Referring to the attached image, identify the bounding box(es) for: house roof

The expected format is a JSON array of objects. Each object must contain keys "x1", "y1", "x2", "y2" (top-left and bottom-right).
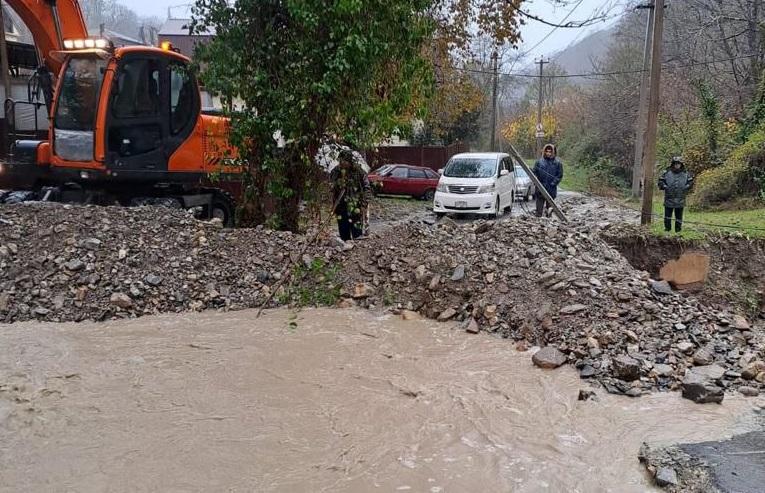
[{"x1": 159, "y1": 18, "x2": 215, "y2": 36}]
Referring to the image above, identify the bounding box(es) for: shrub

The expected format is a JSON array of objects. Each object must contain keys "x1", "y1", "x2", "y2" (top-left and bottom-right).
[{"x1": 689, "y1": 126, "x2": 765, "y2": 208}]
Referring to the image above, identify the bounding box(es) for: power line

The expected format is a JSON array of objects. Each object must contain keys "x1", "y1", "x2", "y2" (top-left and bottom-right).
[
  {"x1": 449, "y1": 52, "x2": 762, "y2": 79},
  {"x1": 507, "y1": 1, "x2": 613, "y2": 29}
]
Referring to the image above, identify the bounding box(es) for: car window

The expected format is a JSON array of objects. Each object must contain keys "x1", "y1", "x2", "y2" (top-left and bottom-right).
[
  {"x1": 391, "y1": 167, "x2": 408, "y2": 178},
  {"x1": 376, "y1": 165, "x2": 393, "y2": 176},
  {"x1": 425, "y1": 169, "x2": 439, "y2": 179},
  {"x1": 443, "y1": 158, "x2": 497, "y2": 178},
  {"x1": 409, "y1": 169, "x2": 427, "y2": 179},
  {"x1": 515, "y1": 166, "x2": 528, "y2": 178}
]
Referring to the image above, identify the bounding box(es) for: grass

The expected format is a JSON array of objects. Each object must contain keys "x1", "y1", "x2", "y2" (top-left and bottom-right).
[
  {"x1": 623, "y1": 196, "x2": 765, "y2": 239},
  {"x1": 559, "y1": 164, "x2": 591, "y2": 193}
]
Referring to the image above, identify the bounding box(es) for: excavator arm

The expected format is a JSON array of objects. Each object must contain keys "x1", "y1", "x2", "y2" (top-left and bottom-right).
[{"x1": 5, "y1": 0, "x2": 88, "y2": 74}]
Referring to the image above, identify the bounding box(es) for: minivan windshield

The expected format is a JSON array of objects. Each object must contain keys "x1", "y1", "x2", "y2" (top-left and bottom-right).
[
  {"x1": 515, "y1": 166, "x2": 529, "y2": 179},
  {"x1": 443, "y1": 158, "x2": 497, "y2": 178}
]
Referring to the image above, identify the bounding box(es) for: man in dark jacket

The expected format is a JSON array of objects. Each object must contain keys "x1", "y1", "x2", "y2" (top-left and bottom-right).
[
  {"x1": 330, "y1": 150, "x2": 372, "y2": 241},
  {"x1": 658, "y1": 156, "x2": 694, "y2": 233},
  {"x1": 533, "y1": 144, "x2": 564, "y2": 217}
]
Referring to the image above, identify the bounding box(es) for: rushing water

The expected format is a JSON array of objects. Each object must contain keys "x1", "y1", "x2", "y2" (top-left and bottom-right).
[{"x1": 0, "y1": 308, "x2": 762, "y2": 492}]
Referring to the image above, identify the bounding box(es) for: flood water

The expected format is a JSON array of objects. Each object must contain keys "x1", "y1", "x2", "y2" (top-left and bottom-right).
[{"x1": 0, "y1": 308, "x2": 762, "y2": 492}]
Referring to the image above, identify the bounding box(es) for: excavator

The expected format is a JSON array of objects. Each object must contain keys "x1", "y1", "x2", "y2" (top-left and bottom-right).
[{"x1": 0, "y1": 0, "x2": 237, "y2": 225}]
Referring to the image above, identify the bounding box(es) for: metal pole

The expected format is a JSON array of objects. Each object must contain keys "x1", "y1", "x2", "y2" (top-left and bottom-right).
[
  {"x1": 0, "y1": 2, "x2": 11, "y2": 99},
  {"x1": 490, "y1": 50, "x2": 498, "y2": 152},
  {"x1": 631, "y1": 3, "x2": 655, "y2": 198},
  {"x1": 640, "y1": 0, "x2": 665, "y2": 225},
  {"x1": 535, "y1": 58, "x2": 547, "y2": 156}
]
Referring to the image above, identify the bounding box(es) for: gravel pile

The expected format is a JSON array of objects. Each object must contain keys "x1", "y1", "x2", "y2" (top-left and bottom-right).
[
  {"x1": 0, "y1": 203, "x2": 340, "y2": 323},
  {"x1": 340, "y1": 215, "x2": 764, "y2": 398},
  {"x1": 1, "y1": 201, "x2": 762, "y2": 400}
]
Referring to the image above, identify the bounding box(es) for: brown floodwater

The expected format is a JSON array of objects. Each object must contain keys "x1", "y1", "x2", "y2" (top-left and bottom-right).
[{"x1": 0, "y1": 308, "x2": 762, "y2": 492}]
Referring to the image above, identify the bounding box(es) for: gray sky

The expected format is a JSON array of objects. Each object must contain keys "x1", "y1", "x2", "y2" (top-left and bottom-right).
[{"x1": 129, "y1": 0, "x2": 626, "y2": 58}]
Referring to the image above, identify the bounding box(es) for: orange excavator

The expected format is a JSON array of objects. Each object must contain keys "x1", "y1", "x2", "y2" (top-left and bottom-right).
[{"x1": 0, "y1": 0, "x2": 237, "y2": 225}]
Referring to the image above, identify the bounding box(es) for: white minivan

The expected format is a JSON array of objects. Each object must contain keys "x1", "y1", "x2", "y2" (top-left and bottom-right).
[{"x1": 433, "y1": 152, "x2": 515, "y2": 218}]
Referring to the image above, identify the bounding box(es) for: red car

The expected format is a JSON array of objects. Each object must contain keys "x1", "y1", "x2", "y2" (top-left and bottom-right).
[{"x1": 368, "y1": 164, "x2": 440, "y2": 201}]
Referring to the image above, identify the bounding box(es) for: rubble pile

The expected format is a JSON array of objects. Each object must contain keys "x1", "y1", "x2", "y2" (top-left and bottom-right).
[
  {"x1": 341, "y1": 215, "x2": 764, "y2": 397},
  {"x1": 0, "y1": 200, "x2": 762, "y2": 398},
  {"x1": 0, "y1": 203, "x2": 340, "y2": 323}
]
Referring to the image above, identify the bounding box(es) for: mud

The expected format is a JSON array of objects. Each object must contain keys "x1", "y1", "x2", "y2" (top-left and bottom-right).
[{"x1": 1, "y1": 308, "x2": 763, "y2": 491}]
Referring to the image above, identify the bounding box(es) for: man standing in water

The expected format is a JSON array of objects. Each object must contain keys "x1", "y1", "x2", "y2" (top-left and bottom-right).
[
  {"x1": 330, "y1": 150, "x2": 372, "y2": 241},
  {"x1": 532, "y1": 144, "x2": 564, "y2": 217}
]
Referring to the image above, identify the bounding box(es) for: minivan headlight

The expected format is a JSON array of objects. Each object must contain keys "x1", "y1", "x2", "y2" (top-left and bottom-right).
[
  {"x1": 477, "y1": 183, "x2": 495, "y2": 194},
  {"x1": 436, "y1": 183, "x2": 448, "y2": 192}
]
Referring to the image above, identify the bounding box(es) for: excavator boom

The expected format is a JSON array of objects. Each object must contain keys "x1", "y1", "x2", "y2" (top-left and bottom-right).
[{"x1": 5, "y1": 0, "x2": 88, "y2": 74}]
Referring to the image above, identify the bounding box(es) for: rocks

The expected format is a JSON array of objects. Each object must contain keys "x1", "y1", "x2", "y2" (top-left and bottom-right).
[
  {"x1": 578, "y1": 389, "x2": 598, "y2": 401},
  {"x1": 579, "y1": 365, "x2": 596, "y2": 378},
  {"x1": 559, "y1": 304, "x2": 587, "y2": 315},
  {"x1": 437, "y1": 308, "x2": 457, "y2": 322},
  {"x1": 532, "y1": 346, "x2": 567, "y2": 369},
  {"x1": 613, "y1": 355, "x2": 641, "y2": 381},
  {"x1": 692, "y1": 348, "x2": 715, "y2": 366},
  {"x1": 653, "y1": 364, "x2": 674, "y2": 378},
  {"x1": 144, "y1": 274, "x2": 163, "y2": 287},
  {"x1": 64, "y1": 259, "x2": 86, "y2": 272},
  {"x1": 681, "y1": 372, "x2": 724, "y2": 404},
  {"x1": 738, "y1": 386, "x2": 759, "y2": 397},
  {"x1": 731, "y1": 315, "x2": 750, "y2": 330},
  {"x1": 464, "y1": 318, "x2": 480, "y2": 334},
  {"x1": 650, "y1": 280, "x2": 673, "y2": 296},
  {"x1": 655, "y1": 467, "x2": 679, "y2": 487},
  {"x1": 451, "y1": 265, "x2": 465, "y2": 281},
  {"x1": 352, "y1": 283, "x2": 371, "y2": 299},
  {"x1": 109, "y1": 292, "x2": 133, "y2": 309},
  {"x1": 677, "y1": 342, "x2": 695, "y2": 355},
  {"x1": 401, "y1": 310, "x2": 421, "y2": 321},
  {"x1": 741, "y1": 361, "x2": 765, "y2": 380}
]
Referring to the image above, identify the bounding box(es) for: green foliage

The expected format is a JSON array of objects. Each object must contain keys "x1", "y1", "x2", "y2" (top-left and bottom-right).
[
  {"x1": 557, "y1": 127, "x2": 628, "y2": 194},
  {"x1": 740, "y1": 68, "x2": 765, "y2": 141},
  {"x1": 278, "y1": 258, "x2": 342, "y2": 307},
  {"x1": 689, "y1": 125, "x2": 765, "y2": 208},
  {"x1": 696, "y1": 80, "x2": 722, "y2": 164},
  {"x1": 192, "y1": 0, "x2": 435, "y2": 230}
]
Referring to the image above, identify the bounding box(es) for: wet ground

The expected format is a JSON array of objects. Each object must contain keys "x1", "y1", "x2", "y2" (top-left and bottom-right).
[{"x1": 1, "y1": 308, "x2": 762, "y2": 492}]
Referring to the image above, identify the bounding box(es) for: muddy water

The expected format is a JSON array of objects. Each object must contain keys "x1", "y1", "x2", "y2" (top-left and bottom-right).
[{"x1": 0, "y1": 308, "x2": 762, "y2": 492}]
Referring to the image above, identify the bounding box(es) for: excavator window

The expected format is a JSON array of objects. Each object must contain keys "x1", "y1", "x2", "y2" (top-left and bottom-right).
[
  {"x1": 170, "y1": 63, "x2": 194, "y2": 135},
  {"x1": 113, "y1": 59, "x2": 161, "y2": 118},
  {"x1": 53, "y1": 56, "x2": 107, "y2": 162}
]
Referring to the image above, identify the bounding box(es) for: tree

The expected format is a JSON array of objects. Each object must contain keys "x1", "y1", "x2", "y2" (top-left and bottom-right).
[
  {"x1": 192, "y1": 0, "x2": 435, "y2": 230},
  {"x1": 192, "y1": 0, "x2": 524, "y2": 230}
]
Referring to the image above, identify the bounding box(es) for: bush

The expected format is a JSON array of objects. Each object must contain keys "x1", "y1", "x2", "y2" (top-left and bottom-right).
[{"x1": 689, "y1": 126, "x2": 765, "y2": 209}]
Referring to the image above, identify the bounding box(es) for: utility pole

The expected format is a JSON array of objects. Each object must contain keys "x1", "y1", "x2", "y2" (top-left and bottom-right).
[
  {"x1": 640, "y1": 0, "x2": 665, "y2": 225},
  {"x1": 631, "y1": 3, "x2": 655, "y2": 198},
  {"x1": 535, "y1": 57, "x2": 549, "y2": 156},
  {"x1": 490, "y1": 50, "x2": 499, "y2": 152}
]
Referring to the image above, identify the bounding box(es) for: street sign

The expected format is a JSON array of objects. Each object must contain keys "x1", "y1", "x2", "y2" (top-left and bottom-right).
[
  {"x1": 535, "y1": 130, "x2": 545, "y2": 138},
  {"x1": 535, "y1": 123, "x2": 544, "y2": 132}
]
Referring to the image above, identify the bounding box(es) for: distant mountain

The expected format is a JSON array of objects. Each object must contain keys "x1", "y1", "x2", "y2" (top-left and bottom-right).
[{"x1": 550, "y1": 27, "x2": 616, "y2": 80}]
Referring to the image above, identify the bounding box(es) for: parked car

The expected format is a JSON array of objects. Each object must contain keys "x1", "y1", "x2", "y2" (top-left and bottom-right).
[
  {"x1": 514, "y1": 165, "x2": 535, "y2": 201},
  {"x1": 368, "y1": 164, "x2": 440, "y2": 200},
  {"x1": 433, "y1": 152, "x2": 515, "y2": 218}
]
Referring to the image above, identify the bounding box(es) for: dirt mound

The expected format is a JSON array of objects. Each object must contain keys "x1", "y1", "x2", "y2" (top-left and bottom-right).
[{"x1": 339, "y1": 217, "x2": 764, "y2": 396}]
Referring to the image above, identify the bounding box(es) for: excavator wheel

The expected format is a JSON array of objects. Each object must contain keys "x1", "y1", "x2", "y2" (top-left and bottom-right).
[{"x1": 209, "y1": 189, "x2": 236, "y2": 227}]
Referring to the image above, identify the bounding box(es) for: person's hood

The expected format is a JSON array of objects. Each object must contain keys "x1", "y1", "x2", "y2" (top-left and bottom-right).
[{"x1": 542, "y1": 144, "x2": 557, "y2": 158}]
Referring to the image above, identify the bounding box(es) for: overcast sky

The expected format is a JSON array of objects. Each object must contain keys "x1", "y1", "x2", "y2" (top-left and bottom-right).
[{"x1": 129, "y1": 0, "x2": 626, "y2": 58}]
